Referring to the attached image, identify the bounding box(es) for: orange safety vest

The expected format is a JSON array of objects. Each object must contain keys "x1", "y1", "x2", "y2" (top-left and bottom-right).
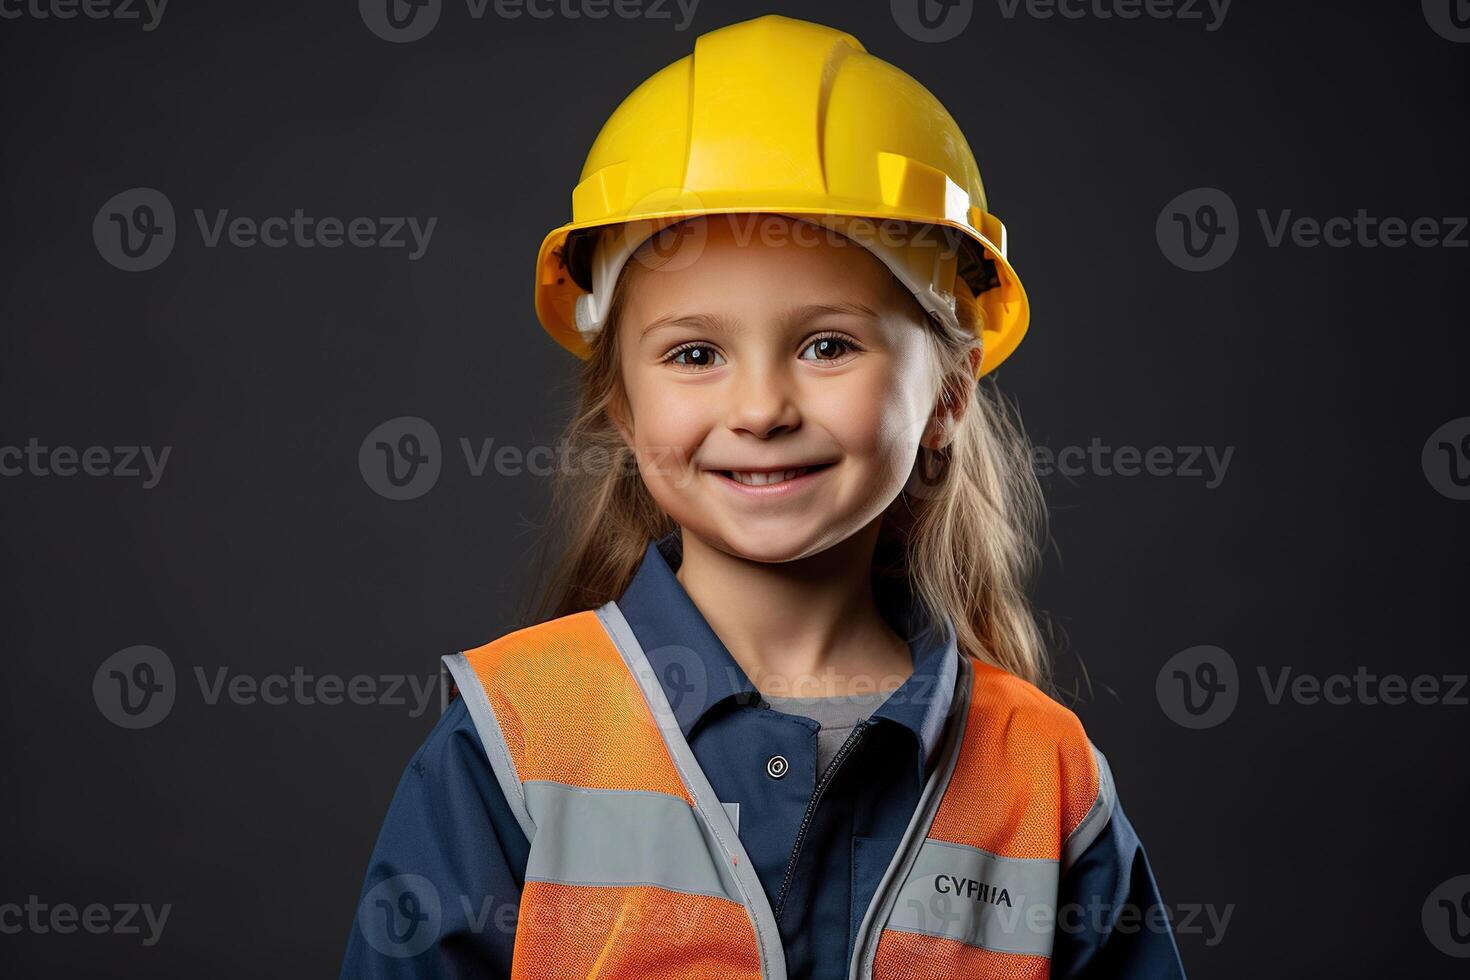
[{"x1": 442, "y1": 601, "x2": 1115, "y2": 980}]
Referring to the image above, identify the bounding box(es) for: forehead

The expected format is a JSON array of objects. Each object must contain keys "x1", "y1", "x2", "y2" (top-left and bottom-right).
[{"x1": 622, "y1": 213, "x2": 911, "y2": 313}]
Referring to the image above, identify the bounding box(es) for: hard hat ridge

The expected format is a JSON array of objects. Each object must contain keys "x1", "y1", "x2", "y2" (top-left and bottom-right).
[{"x1": 533, "y1": 14, "x2": 1030, "y2": 376}]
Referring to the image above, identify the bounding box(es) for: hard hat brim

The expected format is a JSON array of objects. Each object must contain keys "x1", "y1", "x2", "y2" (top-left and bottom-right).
[{"x1": 534, "y1": 205, "x2": 1029, "y2": 378}]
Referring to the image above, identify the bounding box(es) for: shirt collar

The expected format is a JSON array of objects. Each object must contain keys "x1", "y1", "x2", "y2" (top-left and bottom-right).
[{"x1": 614, "y1": 531, "x2": 959, "y2": 772}]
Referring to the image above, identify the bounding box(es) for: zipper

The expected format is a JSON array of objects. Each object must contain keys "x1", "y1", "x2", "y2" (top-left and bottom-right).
[
  {"x1": 847, "y1": 655, "x2": 973, "y2": 980},
  {"x1": 773, "y1": 719, "x2": 871, "y2": 920}
]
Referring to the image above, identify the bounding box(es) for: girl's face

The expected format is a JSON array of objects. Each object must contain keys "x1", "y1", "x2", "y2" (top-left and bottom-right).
[{"x1": 612, "y1": 214, "x2": 950, "y2": 565}]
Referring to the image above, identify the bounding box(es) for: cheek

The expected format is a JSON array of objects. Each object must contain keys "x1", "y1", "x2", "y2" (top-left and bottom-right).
[
  {"x1": 812, "y1": 371, "x2": 930, "y2": 460},
  {"x1": 624, "y1": 380, "x2": 708, "y2": 475}
]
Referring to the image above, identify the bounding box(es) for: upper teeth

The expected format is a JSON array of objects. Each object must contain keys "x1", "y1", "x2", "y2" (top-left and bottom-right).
[{"x1": 729, "y1": 468, "x2": 808, "y2": 486}]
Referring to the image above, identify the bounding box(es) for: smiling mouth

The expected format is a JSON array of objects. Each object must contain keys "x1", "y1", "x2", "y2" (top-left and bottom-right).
[{"x1": 714, "y1": 462, "x2": 836, "y2": 487}]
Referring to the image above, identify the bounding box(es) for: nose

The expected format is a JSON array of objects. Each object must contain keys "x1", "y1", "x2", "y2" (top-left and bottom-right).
[{"x1": 725, "y1": 361, "x2": 801, "y2": 439}]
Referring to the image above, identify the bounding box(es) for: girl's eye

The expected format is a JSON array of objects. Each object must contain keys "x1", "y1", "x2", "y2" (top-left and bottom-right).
[
  {"x1": 666, "y1": 344, "x2": 725, "y2": 369},
  {"x1": 800, "y1": 334, "x2": 859, "y2": 363}
]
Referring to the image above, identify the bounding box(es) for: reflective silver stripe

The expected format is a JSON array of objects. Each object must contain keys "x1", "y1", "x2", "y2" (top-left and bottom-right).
[
  {"x1": 851, "y1": 655, "x2": 974, "y2": 980},
  {"x1": 523, "y1": 781, "x2": 742, "y2": 902},
  {"x1": 1061, "y1": 742, "x2": 1116, "y2": 873},
  {"x1": 441, "y1": 651, "x2": 537, "y2": 841},
  {"x1": 883, "y1": 839, "x2": 1058, "y2": 958},
  {"x1": 595, "y1": 600, "x2": 788, "y2": 980},
  {"x1": 723, "y1": 801, "x2": 741, "y2": 835}
]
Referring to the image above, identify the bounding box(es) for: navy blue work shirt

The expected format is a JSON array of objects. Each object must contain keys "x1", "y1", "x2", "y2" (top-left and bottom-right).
[{"x1": 340, "y1": 532, "x2": 1186, "y2": 978}]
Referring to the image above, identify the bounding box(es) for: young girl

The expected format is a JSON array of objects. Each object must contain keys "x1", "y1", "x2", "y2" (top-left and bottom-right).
[{"x1": 341, "y1": 14, "x2": 1185, "y2": 980}]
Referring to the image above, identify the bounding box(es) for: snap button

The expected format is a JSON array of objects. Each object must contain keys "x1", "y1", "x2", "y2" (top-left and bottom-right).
[{"x1": 766, "y1": 755, "x2": 789, "y2": 779}]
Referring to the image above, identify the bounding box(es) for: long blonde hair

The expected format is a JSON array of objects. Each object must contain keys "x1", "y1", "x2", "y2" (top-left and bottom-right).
[{"x1": 520, "y1": 234, "x2": 1052, "y2": 690}]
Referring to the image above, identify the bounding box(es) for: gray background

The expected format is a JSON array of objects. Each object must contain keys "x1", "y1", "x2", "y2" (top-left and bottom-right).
[{"x1": 2, "y1": 0, "x2": 1468, "y2": 976}]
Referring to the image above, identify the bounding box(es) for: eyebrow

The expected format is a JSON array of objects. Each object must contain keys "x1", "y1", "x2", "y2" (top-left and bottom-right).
[{"x1": 639, "y1": 301, "x2": 880, "y2": 338}]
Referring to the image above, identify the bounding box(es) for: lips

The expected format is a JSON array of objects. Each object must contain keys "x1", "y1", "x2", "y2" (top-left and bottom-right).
[
  {"x1": 712, "y1": 462, "x2": 836, "y2": 487},
  {"x1": 726, "y1": 467, "x2": 810, "y2": 486}
]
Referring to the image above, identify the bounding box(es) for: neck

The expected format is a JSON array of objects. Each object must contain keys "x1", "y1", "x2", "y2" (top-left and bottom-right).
[{"x1": 674, "y1": 522, "x2": 913, "y2": 698}]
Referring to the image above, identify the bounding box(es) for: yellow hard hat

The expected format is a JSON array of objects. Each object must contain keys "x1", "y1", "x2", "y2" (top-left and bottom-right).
[{"x1": 533, "y1": 14, "x2": 1029, "y2": 377}]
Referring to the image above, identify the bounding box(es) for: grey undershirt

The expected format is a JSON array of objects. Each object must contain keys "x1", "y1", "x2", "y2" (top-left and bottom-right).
[{"x1": 761, "y1": 691, "x2": 894, "y2": 777}]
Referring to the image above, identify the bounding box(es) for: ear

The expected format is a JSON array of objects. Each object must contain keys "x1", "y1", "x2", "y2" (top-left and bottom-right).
[
  {"x1": 920, "y1": 407, "x2": 954, "y2": 452},
  {"x1": 919, "y1": 350, "x2": 980, "y2": 450}
]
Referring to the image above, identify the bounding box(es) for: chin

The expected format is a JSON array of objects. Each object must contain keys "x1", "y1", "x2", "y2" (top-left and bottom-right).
[{"x1": 691, "y1": 519, "x2": 844, "y2": 566}]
